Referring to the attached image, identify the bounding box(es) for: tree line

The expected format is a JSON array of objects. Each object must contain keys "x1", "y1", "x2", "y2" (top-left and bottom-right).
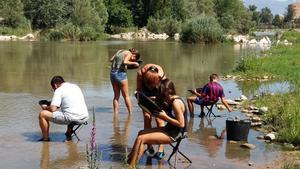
[{"x1": 0, "y1": 0, "x2": 298, "y2": 43}]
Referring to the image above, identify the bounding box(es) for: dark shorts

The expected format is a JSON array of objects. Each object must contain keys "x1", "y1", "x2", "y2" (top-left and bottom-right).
[
  {"x1": 110, "y1": 70, "x2": 127, "y2": 83},
  {"x1": 194, "y1": 97, "x2": 206, "y2": 105},
  {"x1": 163, "y1": 128, "x2": 183, "y2": 142}
]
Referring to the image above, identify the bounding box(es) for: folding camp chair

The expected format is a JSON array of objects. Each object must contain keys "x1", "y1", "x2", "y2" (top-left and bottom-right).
[
  {"x1": 167, "y1": 133, "x2": 192, "y2": 167},
  {"x1": 68, "y1": 121, "x2": 88, "y2": 141},
  {"x1": 201, "y1": 101, "x2": 218, "y2": 117}
]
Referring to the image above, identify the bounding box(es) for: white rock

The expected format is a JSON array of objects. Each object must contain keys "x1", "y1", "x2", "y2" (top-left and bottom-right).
[
  {"x1": 264, "y1": 133, "x2": 275, "y2": 140},
  {"x1": 217, "y1": 104, "x2": 226, "y2": 110},
  {"x1": 174, "y1": 33, "x2": 180, "y2": 41},
  {"x1": 240, "y1": 95, "x2": 248, "y2": 100},
  {"x1": 259, "y1": 107, "x2": 268, "y2": 114},
  {"x1": 241, "y1": 143, "x2": 256, "y2": 149},
  {"x1": 248, "y1": 39, "x2": 257, "y2": 44}
]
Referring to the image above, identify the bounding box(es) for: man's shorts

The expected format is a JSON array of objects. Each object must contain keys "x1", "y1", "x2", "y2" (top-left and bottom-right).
[
  {"x1": 194, "y1": 97, "x2": 205, "y2": 105},
  {"x1": 51, "y1": 111, "x2": 73, "y2": 125},
  {"x1": 110, "y1": 70, "x2": 127, "y2": 83}
]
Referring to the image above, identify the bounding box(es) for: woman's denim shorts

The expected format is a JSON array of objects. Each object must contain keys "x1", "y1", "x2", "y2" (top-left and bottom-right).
[{"x1": 110, "y1": 70, "x2": 127, "y2": 83}]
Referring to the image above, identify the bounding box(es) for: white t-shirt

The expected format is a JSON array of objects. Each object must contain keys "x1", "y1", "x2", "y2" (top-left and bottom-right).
[{"x1": 51, "y1": 82, "x2": 89, "y2": 120}]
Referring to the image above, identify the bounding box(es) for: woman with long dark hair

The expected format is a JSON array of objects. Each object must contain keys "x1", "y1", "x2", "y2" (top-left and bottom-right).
[{"x1": 128, "y1": 79, "x2": 187, "y2": 166}]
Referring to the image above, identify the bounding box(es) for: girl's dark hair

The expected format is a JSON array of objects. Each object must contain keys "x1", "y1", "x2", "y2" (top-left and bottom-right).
[
  {"x1": 51, "y1": 76, "x2": 65, "y2": 87},
  {"x1": 129, "y1": 48, "x2": 140, "y2": 60},
  {"x1": 157, "y1": 78, "x2": 176, "y2": 107}
]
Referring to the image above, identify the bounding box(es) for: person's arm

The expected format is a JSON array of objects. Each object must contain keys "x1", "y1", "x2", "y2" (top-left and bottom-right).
[
  {"x1": 157, "y1": 99, "x2": 185, "y2": 128},
  {"x1": 123, "y1": 51, "x2": 139, "y2": 66},
  {"x1": 45, "y1": 105, "x2": 59, "y2": 112},
  {"x1": 221, "y1": 97, "x2": 233, "y2": 112},
  {"x1": 136, "y1": 68, "x2": 143, "y2": 92},
  {"x1": 110, "y1": 50, "x2": 121, "y2": 62}
]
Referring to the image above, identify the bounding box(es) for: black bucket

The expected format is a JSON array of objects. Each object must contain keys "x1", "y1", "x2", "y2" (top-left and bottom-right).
[{"x1": 226, "y1": 118, "x2": 251, "y2": 141}]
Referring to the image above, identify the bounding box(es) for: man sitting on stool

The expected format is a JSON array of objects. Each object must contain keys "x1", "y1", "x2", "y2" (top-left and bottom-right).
[
  {"x1": 187, "y1": 74, "x2": 232, "y2": 118},
  {"x1": 38, "y1": 76, "x2": 89, "y2": 141}
]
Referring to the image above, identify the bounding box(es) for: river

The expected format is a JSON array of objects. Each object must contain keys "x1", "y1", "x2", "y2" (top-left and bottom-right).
[{"x1": 0, "y1": 41, "x2": 283, "y2": 169}]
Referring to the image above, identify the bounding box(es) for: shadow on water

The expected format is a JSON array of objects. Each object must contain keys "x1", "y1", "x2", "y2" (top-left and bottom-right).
[{"x1": 22, "y1": 132, "x2": 67, "y2": 143}]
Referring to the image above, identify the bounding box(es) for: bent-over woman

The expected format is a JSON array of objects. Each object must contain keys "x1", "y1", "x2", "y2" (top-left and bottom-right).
[
  {"x1": 110, "y1": 48, "x2": 140, "y2": 115},
  {"x1": 136, "y1": 64, "x2": 166, "y2": 158}
]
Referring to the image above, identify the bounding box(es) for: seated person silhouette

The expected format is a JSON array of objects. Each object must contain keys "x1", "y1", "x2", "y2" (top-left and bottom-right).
[{"x1": 187, "y1": 74, "x2": 232, "y2": 118}]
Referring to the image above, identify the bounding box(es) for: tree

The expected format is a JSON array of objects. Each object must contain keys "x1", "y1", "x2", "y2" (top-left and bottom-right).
[
  {"x1": 104, "y1": 0, "x2": 133, "y2": 32},
  {"x1": 260, "y1": 7, "x2": 273, "y2": 25},
  {"x1": 72, "y1": 0, "x2": 105, "y2": 31},
  {"x1": 23, "y1": 0, "x2": 68, "y2": 29},
  {"x1": 214, "y1": 0, "x2": 254, "y2": 34},
  {"x1": 249, "y1": 5, "x2": 260, "y2": 25},
  {"x1": 92, "y1": 0, "x2": 108, "y2": 28},
  {"x1": 0, "y1": 0, "x2": 26, "y2": 28},
  {"x1": 284, "y1": 4, "x2": 295, "y2": 23},
  {"x1": 273, "y1": 14, "x2": 283, "y2": 28},
  {"x1": 184, "y1": 0, "x2": 215, "y2": 19}
]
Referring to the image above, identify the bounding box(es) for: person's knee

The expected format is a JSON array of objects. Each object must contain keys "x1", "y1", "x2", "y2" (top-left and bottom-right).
[{"x1": 39, "y1": 110, "x2": 52, "y2": 120}]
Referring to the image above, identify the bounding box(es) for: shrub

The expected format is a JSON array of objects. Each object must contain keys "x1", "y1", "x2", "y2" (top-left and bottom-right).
[
  {"x1": 59, "y1": 22, "x2": 81, "y2": 41},
  {"x1": 147, "y1": 17, "x2": 181, "y2": 36},
  {"x1": 48, "y1": 29, "x2": 64, "y2": 41},
  {"x1": 79, "y1": 26, "x2": 97, "y2": 41},
  {"x1": 108, "y1": 26, "x2": 138, "y2": 34},
  {"x1": 180, "y1": 14, "x2": 223, "y2": 44},
  {"x1": 146, "y1": 17, "x2": 164, "y2": 34},
  {"x1": 162, "y1": 17, "x2": 181, "y2": 37}
]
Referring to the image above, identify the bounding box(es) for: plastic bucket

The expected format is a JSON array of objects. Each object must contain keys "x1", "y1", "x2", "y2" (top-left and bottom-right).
[{"x1": 226, "y1": 118, "x2": 251, "y2": 141}]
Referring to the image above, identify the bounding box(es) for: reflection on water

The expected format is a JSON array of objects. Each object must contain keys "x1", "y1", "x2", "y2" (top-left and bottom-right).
[
  {"x1": 225, "y1": 142, "x2": 250, "y2": 162},
  {"x1": 188, "y1": 118, "x2": 223, "y2": 157},
  {"x1": 0, "y1": 41, "x2": 283, "y2": 169},
  {"x1": 108, "y1": 115, "x2": 132, "y2": 162},
  {"x1": 40, "y1": 142, "x2": 83, "y2": 169}
]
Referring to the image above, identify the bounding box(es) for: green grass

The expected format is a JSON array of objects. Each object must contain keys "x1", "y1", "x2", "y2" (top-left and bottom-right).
[
  {"x1": 234, "y1": 38, "x2": 300, "y2": 145},
  {"x1": 280, "y1": 30, "x2": 300, "y2": 43}
]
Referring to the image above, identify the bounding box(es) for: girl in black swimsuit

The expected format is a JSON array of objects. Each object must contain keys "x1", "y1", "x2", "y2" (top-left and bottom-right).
[{"x1": 128, "y1": 78, "x2": 187, "y2": 166}]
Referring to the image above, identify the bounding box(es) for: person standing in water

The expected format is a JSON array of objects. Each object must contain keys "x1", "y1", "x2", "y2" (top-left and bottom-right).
[{"x1": 110, "y1": 48, "x2": 140, "y2": 115}]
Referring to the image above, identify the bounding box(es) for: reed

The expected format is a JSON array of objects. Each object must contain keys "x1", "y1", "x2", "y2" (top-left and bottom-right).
[{"x1": 86, "y1": 107, "x2": 101, "y2": 169}]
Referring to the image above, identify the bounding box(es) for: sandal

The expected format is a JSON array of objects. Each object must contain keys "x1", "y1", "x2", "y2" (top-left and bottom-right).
[{"x1": 153, "y1": 151, "x2": 165, "y2": 160}]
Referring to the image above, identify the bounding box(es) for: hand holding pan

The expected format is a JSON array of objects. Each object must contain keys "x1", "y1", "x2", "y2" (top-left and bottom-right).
[
  {"x1": 188, "y1": 88, "x2": 203, "y2": 94},
  {"x1": 39, "y1": 100, "x2": 50, "y2": 110},
  {"x1": 137, "y1": 92, "x2": 162, "y2": 116},
  {"x1": 127, "y1": 60, "x2": 143, "y2": 69}
]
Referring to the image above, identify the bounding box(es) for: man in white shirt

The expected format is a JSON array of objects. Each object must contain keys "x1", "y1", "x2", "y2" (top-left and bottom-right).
[{"x1": 38, "y1": 76, "x2": 89, "y2": 141}]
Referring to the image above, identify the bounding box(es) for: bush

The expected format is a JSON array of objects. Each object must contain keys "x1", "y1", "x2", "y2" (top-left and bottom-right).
[
  {"x1": 59, "y1": 22, "x2": 81, "y2": 40},
  {"x1": 146, "y1": 17, "x2": 164, "y2": 34},
  {"x1": 162, "y1": 18, "x2": 181, "y2": 37},
  {"x1": 48, "y1": 29, "x2": 64, "y2": 41},
  {"x1": 108, "y1": 26, "x2": 138, "y2": 34},
  {"x1": 147, "y1": 17, "x2": 181, "y2": 36},
  {"x1": 180, "y1": 14, "x2": 223, "y2": 44},
  {"x1": 79, "y1": 26, "x2": 97, "y2": 41}
]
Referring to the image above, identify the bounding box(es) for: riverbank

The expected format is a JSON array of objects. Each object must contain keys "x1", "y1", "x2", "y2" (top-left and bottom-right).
[{"x1": 233, "y1": 31, "x2": 300, "y2": 167}]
